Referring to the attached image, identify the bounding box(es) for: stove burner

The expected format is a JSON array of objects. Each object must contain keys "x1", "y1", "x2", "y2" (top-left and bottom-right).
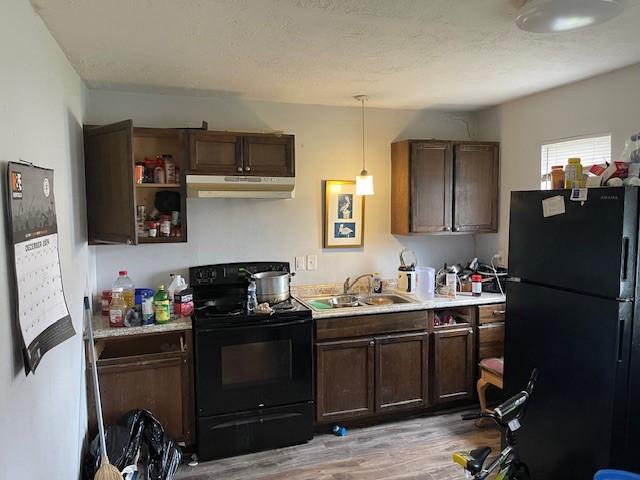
[{"x1": 270, "y1": 299, "x2": 296, "y2": 311}]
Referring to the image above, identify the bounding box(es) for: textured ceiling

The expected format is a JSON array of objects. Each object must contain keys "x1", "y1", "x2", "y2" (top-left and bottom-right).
[{"x1": 32, "y1": 0, "x2": 640, "y2": 110}]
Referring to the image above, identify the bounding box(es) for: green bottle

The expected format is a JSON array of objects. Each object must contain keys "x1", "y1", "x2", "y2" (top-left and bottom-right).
[{"x1": 153, "y1": 284, "x2": 170, "y2": 324}]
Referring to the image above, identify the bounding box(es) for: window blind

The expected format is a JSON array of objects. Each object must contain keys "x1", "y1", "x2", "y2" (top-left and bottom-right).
[{"x1": 540, "y1": 135, "x2": 611, "y2": 189}]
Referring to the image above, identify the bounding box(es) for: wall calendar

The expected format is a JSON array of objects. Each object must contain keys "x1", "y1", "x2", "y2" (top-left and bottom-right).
[{"x1": 6, "y1": 161, "x2": 74, "y2": 373}]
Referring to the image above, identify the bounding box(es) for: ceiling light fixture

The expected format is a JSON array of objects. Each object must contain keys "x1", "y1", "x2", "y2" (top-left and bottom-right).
[
  {"x1": 516, "y1": 0, "x2": 625, "y2": 33},
  {"x1": 354, "y1": 95, "x2": 374, "y2": 196}
]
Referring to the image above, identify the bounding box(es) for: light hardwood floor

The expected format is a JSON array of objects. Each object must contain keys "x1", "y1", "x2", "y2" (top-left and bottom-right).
[{"x1": 176, "y1": 411, "x2": 500, "y2": 480}]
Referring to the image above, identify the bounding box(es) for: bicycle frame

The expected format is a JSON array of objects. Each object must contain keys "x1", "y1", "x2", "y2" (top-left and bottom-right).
[{"x1": 455, "y1": 369, "x2": 538, "y2": 480}]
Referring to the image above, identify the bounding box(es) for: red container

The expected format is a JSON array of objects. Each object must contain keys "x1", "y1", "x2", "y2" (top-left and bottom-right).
[{"x1": 100, "y1": 290, "x2": 112, "y2": 316}]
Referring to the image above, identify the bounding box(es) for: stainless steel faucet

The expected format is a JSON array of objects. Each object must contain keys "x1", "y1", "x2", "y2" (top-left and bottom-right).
[{"x1": 343, "y1": 274, "x2": 374, "y2": 295}]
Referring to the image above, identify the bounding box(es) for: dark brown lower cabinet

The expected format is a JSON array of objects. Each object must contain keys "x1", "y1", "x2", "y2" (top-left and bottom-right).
[
  {"x1": 315, "y1": 338, "x2": 375, "y2": 423},
  {"x1": 87, "y1": 330, "x2": 194, "y2": 444},
  {"x1": 376, "y1": 332, "x2": 429, "y2": 413},
  {"x1": 432, "y1": 327, "x2": 475, "y2": 404}
]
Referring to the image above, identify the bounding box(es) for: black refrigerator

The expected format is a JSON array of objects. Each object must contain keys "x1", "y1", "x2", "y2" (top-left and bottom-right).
[{"x1": 505, "y1": 187, "x2": 640, "y2": 479}]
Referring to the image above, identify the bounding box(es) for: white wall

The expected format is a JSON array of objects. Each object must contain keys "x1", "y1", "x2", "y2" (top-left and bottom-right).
[
  {"x1": 475, "y1": 63, "x2": 640, "y2": 263},
  {"x1": 0, "y1": 1, "x2": 89, "y2": 478},
  {"x1": 86, "y1": 91, "x2": 480, "y2": 291}
]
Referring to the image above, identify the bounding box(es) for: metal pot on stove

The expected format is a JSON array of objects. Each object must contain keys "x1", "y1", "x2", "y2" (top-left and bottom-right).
[{"x1": 251, "y1": 271, "x2": 295, "y2": 304}]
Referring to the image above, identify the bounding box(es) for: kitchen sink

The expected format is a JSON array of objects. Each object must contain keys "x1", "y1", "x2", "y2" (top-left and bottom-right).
[
  {"x1": 302, "y1": 293, "x2": 414, "y2": 311},
  {"x1": 360, "y1": 294, "x2": 412, "y2": 306}
]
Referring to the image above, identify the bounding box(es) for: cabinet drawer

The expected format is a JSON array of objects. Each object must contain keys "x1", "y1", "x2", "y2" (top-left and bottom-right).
[
  {"x1": 478, "y1": 303, "x2": 506, "y2": 324},
  {"x1": 315, "y1": 311, "x2": 428, "y2": 341},
  {"x1": 478, "y1": 323, "x2": 505, "y2": 359}
]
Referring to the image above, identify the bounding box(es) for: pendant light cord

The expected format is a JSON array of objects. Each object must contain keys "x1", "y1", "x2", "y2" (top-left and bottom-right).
[{"x1": 361, "y1": 97, "x2": 366, "y2": 172}]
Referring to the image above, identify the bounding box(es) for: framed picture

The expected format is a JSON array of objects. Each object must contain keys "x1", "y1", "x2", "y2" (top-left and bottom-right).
[{"x1": 323, "y1": 180, "x2": 364, "y2": 248}]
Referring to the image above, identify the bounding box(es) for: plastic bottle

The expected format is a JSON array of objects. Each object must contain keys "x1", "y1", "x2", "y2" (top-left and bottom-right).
[
  {"x1": 109, "y1": 287, "x2": 126, "y2": 328},
  {"x1": 113, "y1": 270, "x2": 135, "y2": 311},
  {"x1": 247, "y1": 280, "x2": 258, "y2": 313},
  {"x1": 153, "y1": 285, "x2": 170, "y2": 324},
  {"x1": 167, "y1": 274, "x2": 187, "y2": 315},
  {"x1": 564, "y1": 158, "x2": 583, "y2": 189}
]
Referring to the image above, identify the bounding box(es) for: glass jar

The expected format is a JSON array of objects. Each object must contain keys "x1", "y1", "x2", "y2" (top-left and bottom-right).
[{"x1": 551, "y1": 165, "x2": 565, "y2": 189}]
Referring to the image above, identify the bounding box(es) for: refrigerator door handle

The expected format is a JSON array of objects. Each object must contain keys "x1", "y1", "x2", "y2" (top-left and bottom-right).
[
  {"x1": 621, "y1": 237, "x2": 629, "y2": 281},
  {"x1": 617, "y1": 319, "x2": 625, "y2": 364}
]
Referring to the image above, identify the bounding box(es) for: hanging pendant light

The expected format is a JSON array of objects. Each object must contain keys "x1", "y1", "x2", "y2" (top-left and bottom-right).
[
  {"x1": 354, "y1": 95, "x2": 374, "y2": 196},
  {"x1": 516, "y1": 0, "x2": 625, "y2": 33}
]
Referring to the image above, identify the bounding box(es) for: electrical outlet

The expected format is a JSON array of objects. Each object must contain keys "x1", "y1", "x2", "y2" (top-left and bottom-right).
[
  {"x1": 307, "y1": 254, "x2": 318, "y2": 271},
  {"x1": 295, "y1": 256, "x2": 307, "y2": 271}
]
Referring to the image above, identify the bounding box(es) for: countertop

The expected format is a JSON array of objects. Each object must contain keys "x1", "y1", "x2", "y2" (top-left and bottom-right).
[
  {"x1": 87, "y1": 291, "x2": 506, "y2": 339},
  {"x1": 302, "y1": 291, "x2": 506, "y2": 319},
  {"x1": 87, "y1": 314, "x2": 192, "y2": 340}
]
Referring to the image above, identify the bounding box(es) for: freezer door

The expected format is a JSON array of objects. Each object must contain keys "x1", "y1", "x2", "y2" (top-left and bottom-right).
[
  {"x1": 504, "y1": 281, "x2": 631, "y2": 479},
  {"x1": 508, "y1": 187, "x2": 637, "y2": 299}
]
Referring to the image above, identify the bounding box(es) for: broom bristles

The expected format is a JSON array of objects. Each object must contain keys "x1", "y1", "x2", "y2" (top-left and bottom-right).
[{"x1": 94, "y1": 457, "x2": 124, "y2": 480}]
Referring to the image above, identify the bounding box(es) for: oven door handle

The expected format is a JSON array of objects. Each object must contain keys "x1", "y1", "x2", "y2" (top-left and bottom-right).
[{"x1": 201, "y1": 318, "x2": 312, "y2": 332}]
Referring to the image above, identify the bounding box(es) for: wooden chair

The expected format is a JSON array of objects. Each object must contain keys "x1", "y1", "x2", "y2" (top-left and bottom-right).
[{"x1": 476, "y1": 357, "x2": 504, "y2": 427}]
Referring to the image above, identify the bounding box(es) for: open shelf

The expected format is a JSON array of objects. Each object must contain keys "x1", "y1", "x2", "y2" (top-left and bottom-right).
[
  {"x1": 432, "y1": 306, "x2": 475, "y2": 330},
  {"x1": 136, "y1": 183, "x2": 181, "y2": 188},
  {"x1": 138, "y1": 236, "x2": 185, "y2": 244}
]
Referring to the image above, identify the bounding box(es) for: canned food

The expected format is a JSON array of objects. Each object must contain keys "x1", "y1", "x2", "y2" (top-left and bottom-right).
[
  {"x1": 160, "y1": 216, "x2": 171, "y2": 237},
  {"x1": 154, "y1": 166, "x2": 165, "y2": 184},
  {"x1": 148, "y1": 221, "x2": 159, "y2": 238},
  {"x1": 136, "y1": 205, "x2": 147, "y2": 221},
  {"x1": 135, "y1": 165, "x2": 145, "y2": 184}
]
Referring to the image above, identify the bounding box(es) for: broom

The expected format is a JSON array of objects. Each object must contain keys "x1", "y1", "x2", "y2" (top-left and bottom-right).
[{"x1": 85, "y1": 296, "x2": 124, "y2": 480}]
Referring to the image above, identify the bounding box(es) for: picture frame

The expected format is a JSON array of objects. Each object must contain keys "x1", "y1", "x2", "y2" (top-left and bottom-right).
[{"x1": 323, "y1": 180, "x2": 365, "y2": 248}]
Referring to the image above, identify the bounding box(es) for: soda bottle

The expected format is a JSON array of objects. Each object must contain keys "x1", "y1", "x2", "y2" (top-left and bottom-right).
[{"x1": 153, "y1": 285, "x2": 170, "y2": 324}]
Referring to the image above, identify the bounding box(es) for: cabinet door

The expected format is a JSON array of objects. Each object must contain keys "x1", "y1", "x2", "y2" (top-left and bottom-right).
[
  {"x1": 432, "y1": 328, "x2": 474, "y2": 404},
  {"x1": 453, "y1": 143, "x2": 499, "y2": 233},
  {"x1": 478, "y1": 323, "x2": 505, "y2": 360},
  {"x1": 188, "y1": 131, "x2": 242, "y2": 174},
  {"x1": 91, "y1": 352, "x2": 193, "y2": 443},
  {"x1": 84, "y1": 120, "x2": 136, "y2": 244},
  {"x1": 411, "y1": 142, "x2": 453, "y2": 233},
  {"x1": 316, "y1": 338, "x2": 375, "y2": 423},
  {"x1": 375, "y1": 332, "x2": 429, "y2": 413},
  {"x1": 242, "y1": 135, "x2": 294, "y2": 177}
]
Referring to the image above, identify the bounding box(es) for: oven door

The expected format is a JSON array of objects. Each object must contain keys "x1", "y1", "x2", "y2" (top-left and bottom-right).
[{"x1": 195, "y1": 318, "x2": 313, "y2": 416}]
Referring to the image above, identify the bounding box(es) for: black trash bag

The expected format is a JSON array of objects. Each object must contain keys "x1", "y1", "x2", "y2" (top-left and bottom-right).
[{"x1": 83, "y1": 409, "x2": 182, "y2": 480}]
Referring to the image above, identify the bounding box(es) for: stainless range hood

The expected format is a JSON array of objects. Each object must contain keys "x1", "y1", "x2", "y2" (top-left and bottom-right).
[{"x1": 186, "y1": 175, "x2": 295, "y2": 199}]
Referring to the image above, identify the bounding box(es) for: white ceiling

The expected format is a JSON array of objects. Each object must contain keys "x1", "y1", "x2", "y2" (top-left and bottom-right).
[{"x1": 32, "y1": 0, "x2": 640, "y2": 110}]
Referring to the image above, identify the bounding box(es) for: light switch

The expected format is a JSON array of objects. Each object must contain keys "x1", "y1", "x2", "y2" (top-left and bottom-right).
[
  {"x1": 295, "y1": 256, "x2": 307, "y2": 271},
  {"x1": 307, "y1": 254, "x2": 318, "y2": 270}
]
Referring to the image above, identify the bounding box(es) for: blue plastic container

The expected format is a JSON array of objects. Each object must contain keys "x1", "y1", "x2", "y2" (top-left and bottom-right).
[{"x1": 594, "y1": 470, "x2": 640, "y2": 480}]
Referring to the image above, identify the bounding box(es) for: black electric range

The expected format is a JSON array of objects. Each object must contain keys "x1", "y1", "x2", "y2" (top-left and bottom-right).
[{"x1": 190, "y1": 262, "x2": 314, "y2": 461}]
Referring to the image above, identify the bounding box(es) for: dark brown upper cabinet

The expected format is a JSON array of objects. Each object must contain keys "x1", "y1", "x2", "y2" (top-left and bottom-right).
[
  {"x1": 243, "y1": 135, "x2": 294, "y2": 176},
  {"x1": 84, "y1": 120, "x2": 136, "y2": 245},
  {"x1": 188, "y1": 131, "x2": 242, "y2": 175},
  {"x1": 453, "y1": 143, "x2": 499, "y2": 232},
  {"x1": 83, "y1": 120, "x2": 188, "y2": 245},
  {"x1": 188, "y1": 131, "x2": 295, "y2": 177},
  {"x1": 391, "y1": 140, "x2": 499, "y2": 235}
]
